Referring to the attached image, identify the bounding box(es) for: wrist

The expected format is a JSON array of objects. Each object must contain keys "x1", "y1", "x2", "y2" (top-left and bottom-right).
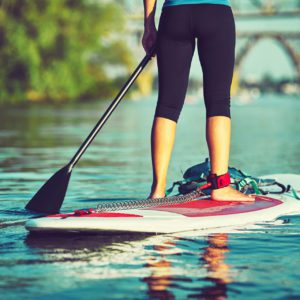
[
  {"x1": 144, "y1": 18, "x2": 155, "y2": 29},
  {"x1": 144, "y1": 24, "x2": 156, "y2": 34}
]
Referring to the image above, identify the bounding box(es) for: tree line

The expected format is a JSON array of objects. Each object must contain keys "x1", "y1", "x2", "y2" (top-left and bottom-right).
[{"x1": 0, "y1": 0, "x2": 133, "y2": 105}]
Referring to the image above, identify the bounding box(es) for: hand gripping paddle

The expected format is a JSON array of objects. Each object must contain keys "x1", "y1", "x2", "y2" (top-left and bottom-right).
[{"x1": 25, "y1": 49, "x2": 155, "y2": 214}]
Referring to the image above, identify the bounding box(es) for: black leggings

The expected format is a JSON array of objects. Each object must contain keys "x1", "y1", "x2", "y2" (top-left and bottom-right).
[{"x1": 155, "y1": 4, "x2": 236, "y2": 122}]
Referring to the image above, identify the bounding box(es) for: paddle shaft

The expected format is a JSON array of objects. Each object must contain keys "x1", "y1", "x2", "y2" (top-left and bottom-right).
[{"x1": 68, "y1": 52, "x2": 154, "y2": 169}]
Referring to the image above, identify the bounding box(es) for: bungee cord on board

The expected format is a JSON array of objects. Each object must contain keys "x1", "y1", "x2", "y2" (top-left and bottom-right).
[{"x1": 95, "y1": 189, "x2": 208, "y2": 212}]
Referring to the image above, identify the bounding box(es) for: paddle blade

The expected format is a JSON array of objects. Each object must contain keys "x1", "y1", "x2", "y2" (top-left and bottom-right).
[{"x1": 25, "y1": 165, "x2": 72, "y2": 214}]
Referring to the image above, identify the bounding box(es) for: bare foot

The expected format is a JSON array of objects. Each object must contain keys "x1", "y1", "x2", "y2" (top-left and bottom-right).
[
  {"x1": 211, "y1": 186, "x2": 255, "y2": 202},
  {"x1": 148, "y1": 184, "x2": 166, "y2": 200}
]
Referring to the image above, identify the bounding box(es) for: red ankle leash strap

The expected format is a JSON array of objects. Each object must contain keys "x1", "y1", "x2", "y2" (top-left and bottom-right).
[{"x1": 207, "y1": 172, "x2": 231, "y2": 189}]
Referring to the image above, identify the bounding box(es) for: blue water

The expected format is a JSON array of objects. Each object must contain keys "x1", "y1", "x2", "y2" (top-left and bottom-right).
[{"x1": 1, "y1": 94, "x2": 300, "y2": 299}]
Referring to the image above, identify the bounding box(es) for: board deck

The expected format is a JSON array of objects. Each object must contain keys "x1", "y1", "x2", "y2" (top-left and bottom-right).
[
  {"x1": 26, "y1": 194, "x2": 300, "y2": 234},
  {"x1": 26, "y1": 174, "x2": 300, "y2": 234}
]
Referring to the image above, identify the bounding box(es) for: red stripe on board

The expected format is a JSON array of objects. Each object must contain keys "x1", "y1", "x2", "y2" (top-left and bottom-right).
[
  {"x1": 148, "y1": 196, "x2": 283, "y2": 217},
  {"x1": 46, "y1": 212, "x2": 143, "y2": 218}
]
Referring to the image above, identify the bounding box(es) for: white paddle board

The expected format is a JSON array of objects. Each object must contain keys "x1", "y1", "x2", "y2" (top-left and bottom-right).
[{"x1": 25, "y1": 174, "x2": 300, "y2": 234}]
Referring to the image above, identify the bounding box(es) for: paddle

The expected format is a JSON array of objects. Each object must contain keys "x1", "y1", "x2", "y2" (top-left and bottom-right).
[{"x1": 25, "y1": 50, "x2": 155, "y2": 214}]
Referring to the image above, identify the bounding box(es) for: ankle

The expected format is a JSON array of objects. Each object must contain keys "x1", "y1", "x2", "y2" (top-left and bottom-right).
[
  {"x1": 207, "y1": 172, "x2": 231, "y2": 190},
  {"x1": 151, "y1": 184, "x2": 166, "y2": 194},
  {"x1": 209, "y1": 169, "x2": 229, "y2": 176},
  {"x1": 151, "y1": 180, "x2": 166, "y2": 189},
  {"x1": 151, "y1": 187, "x2": 166, "y2": 194}
]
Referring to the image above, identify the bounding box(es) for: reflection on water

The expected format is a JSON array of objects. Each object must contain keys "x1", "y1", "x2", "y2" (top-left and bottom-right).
[
  {"x1": 25, "y1": 232, "x2": 153, "y2": 252},
  {"x1": 203, "y1": 234, "x2": 231, "y2": 296},
  {"x1": 0, "y1": 94, "x2": 300, "y2": 299},
  {"x1": 143, "y1": 240, "x2": 176, "y2": 299},
  {"x1": 143, "y1": 234, "x2": 231, "y2": 300}
]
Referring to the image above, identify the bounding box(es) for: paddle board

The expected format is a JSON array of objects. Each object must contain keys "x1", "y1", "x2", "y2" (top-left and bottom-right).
[{"x1": 25, "y1": 174, "x2": 300, "y2": 234}]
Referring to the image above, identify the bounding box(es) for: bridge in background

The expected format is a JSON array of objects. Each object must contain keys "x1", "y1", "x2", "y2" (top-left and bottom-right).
[{"x1": 119, "y1": 0, "x2": 300, "y2": 95}]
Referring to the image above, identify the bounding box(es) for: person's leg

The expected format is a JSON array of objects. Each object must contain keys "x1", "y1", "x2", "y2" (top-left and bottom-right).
[
  {"x1": 196, "y1": 5, "x2": 253, "y2": 201},
  {"x1": 149, "y1": 117, "x2": 176, "y2": 198},
  {"x1": 206, "y1": 116, "x2": 254, "y2": 201},
  {"x1": 206, "y1": 116, "x2": 231, "y2": 176},
  {"x1": 148, "y1": 6, "x2": 195, "y2": 198}
]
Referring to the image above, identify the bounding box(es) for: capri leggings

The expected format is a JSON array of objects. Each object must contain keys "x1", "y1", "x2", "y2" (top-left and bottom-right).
[{"x1": 155, "y1": 4, "x2": 236, "y2": 122}]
